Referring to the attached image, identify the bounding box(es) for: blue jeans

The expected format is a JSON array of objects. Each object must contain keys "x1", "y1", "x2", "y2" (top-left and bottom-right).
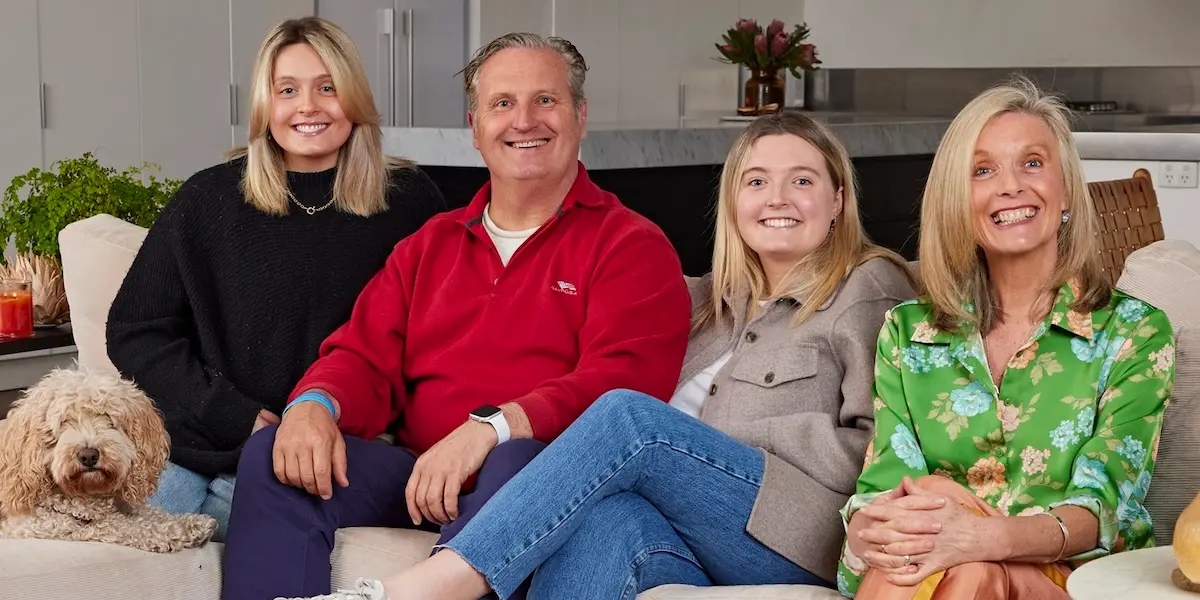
[
  {"x1": 148, "y1": 462, "x2": 236, "y2": 542},
  {"x1": 443, "y1": 389, "x2": 832, "y2": 600}
]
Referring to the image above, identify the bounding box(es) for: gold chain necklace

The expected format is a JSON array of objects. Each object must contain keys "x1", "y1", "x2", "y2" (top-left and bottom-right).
[{"x1": 291, "y1": 195, "x2": 335, "y2": 215}]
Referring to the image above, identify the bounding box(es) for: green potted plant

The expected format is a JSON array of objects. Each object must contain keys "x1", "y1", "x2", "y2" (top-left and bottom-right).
[
  {"x1": 715, "y1": 18, "x2": 822, "y2": 115},
  {"x1": 0, "y1": 152, "x2": 181, "y2": 326}
]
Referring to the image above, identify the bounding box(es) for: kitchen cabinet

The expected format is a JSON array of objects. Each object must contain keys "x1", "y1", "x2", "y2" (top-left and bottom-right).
[
  {"x1": 138, "y1": 0, "x2": 232, "y2": 179},
  {"x1": 0, "y1": 0, "x2": 43, "y2": 189},
  {"x1": 473, "y1": 0, "x2": 798, "y2": 126},
  {"x1": 37, "y1": 0, "x2": 143, "y2": 172},
  {"x1": 230, "y1": 0, "x2": 316, "y2": 142},
  {"x1": 406, "y1": 0, "x2": 469, "y2": 127},
  {"x1": 310, "y1": 0, "x2": 396, "y2": 125},
  {"x1": 1, "y1": 1, "x2": 803, "y2": 186},
  {"x1": 552, "y1": 1, "x2": 619, "y2": 126},
  {"x1": 3, "y1": 0, "x2": 234, "y2": 184},
  {"x1": 317, "y1": 0, "x2": 469, "y2": 128},
  {"x1": 474, "y1": 0, "x2": 552, "y2": 45}
]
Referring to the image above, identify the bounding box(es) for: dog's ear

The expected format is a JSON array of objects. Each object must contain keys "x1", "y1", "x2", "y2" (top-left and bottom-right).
[
  {"x1": 0, "y1": 398, "x2": 53, "y2": 516},
  {"x1": 116, "y1": 386, "x2": 171, "y2": 505}
]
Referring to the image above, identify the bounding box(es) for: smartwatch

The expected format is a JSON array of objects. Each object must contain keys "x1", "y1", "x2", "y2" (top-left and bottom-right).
[{"x1": 469, "y1": 405, "x2": 510, "y2": 445}]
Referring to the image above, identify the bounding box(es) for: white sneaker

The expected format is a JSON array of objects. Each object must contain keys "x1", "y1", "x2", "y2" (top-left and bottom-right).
[{"x1": 273, "y1": 578, "x2": 389, "y2": 600}]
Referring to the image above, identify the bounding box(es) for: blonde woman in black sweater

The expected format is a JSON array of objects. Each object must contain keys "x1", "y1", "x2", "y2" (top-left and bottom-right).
[{"x1": 106, "y1": 17, "x2": 444, "y2": 542}]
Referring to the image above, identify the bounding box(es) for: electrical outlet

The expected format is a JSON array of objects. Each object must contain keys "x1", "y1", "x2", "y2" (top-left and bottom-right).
[{"x1": 1160, "y1": 161, "x2": 1199, "y2": 189}]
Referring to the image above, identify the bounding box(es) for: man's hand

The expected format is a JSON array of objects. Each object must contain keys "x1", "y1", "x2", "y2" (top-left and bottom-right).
[
  {"x1": 272, "y1": 400, "x2": 348, "y2": 500},
  {"x1": 252, "y1": 409, "x2": 280, "y2": 433},
  {"x1": 405, "y1": 420, "x2": 497, "y2": 526}
]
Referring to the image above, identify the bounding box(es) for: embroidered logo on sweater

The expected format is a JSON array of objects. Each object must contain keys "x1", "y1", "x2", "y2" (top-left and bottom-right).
[{"x1": 552, "y1": 281, "x2": 578, "y2": 296}]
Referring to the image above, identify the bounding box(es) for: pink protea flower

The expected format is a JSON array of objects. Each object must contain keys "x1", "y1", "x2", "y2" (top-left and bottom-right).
[
  {"x1": 767, "y1": 19, "x2": 785, "y2": 36},
  {"x1": 801, "y1": 43, "x2": 817, "y2": 65},
  {"x1": 736, "y1": 18, "x2": 758, "y2": 33},
  {"x1": 754, "y1": 34, "x2": 767, "y2": 53},
  {"x1": 770, "y1": 31, "x2": 789, "y2": 55}
]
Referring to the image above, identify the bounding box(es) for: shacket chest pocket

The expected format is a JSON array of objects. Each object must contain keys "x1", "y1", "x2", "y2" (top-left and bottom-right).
[{"x1": 728, "y1": 341, "x2": 820, "y2": 388}]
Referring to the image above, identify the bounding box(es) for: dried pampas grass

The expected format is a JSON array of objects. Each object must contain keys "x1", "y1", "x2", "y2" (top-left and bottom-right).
[{"x1": 0, "y1": 253, "x2": 70, "y2": 325}]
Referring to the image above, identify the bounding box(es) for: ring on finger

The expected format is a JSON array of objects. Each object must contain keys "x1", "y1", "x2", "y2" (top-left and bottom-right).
[
  {"x1": 880, "y1": 544, "x2": 888, "y2": 554},
  {"x1": 903, "y1": 555, "x2": 911, "y2": 567}
]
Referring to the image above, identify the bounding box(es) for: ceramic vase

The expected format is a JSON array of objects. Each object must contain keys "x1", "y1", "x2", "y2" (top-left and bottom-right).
[{"x1": 1174, "y1": 492, "x2": 1200, "y2": 592}]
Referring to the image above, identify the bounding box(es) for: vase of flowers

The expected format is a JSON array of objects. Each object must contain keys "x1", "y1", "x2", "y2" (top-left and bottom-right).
[{"x1": 716, "y1": 18, "x2": 821, "y2": 115}]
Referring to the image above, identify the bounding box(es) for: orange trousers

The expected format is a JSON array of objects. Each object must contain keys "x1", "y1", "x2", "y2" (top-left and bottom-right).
[{"x1": 855, "y1": 475, "x2": 1072, "y2": 600}]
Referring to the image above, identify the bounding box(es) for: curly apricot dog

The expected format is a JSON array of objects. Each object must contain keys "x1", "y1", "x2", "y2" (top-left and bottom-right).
[{"x1": 0, "y1": 366, "x2": 215, "y2": 552}]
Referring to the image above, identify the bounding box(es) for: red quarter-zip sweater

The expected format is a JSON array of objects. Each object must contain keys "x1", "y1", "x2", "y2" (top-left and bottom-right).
[{"x1": 291, "y1": 163, "x2": 692, "y2": 453}]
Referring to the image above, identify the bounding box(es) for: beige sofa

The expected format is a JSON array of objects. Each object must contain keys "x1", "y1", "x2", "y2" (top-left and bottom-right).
[
  {"x1": 1, "y1": 213, "x2": 1197, "y2": 599},
  {"x1": 0, "y1": 214, "x2": 839, "y2": 599}
]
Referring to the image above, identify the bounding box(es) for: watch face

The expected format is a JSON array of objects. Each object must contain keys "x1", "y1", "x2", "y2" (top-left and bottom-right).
[{"x1": 471, "y1": 405, "x2": 502, "y2": 419}]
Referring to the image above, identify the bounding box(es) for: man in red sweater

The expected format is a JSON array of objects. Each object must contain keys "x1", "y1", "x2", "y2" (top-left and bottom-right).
[{"x1": 221, "y1": 33, "x2": 692, "y2": 600}]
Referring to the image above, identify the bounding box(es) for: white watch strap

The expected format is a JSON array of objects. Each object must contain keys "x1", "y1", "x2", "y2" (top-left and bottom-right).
[{"x1": 488, "y1": 412, "x2": 511, "y2": 445}]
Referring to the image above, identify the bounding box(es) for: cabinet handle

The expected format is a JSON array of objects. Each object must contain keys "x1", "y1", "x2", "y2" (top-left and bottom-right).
[
  {"x1": 40, "y1": 83, "x2": 47, "y2": 129},
  {"x1": 404, "y1": 8, "x2": 414, "y2": 127},
  {"x1": 230, "y1": 84, "x2": 238, "y2": 126},
  {"x1": 379, "y1": 8, "x2": 396, "y2": 126},
  {"x1": 678, "y1": 82, "x2": 687, "y2": 122}
]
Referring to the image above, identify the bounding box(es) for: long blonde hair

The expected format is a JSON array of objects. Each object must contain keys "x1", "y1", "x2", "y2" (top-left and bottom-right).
[
  {"x1": 694, "y1": 109, "x2": 913, "y2": 332},
  {"x1": 918, "y1": 76, "x2": 1109, "y2": 333},
  {"x1": 226, "y1": 17, "x2": 411, "y2": 217}
]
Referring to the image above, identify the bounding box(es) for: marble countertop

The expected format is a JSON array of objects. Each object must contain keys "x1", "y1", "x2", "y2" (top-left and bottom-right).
[{"x1": 383, "y1": 111, "x2": 1200, "y2": 169}]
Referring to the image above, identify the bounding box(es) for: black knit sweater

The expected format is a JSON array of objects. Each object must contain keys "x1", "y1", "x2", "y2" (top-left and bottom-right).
[{"x1": 106, "y1": 157, "x2": 445, "y2": 476}]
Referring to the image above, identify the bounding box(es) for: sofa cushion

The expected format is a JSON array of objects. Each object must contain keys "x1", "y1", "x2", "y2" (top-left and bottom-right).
[
  {"x1": 331, "y1": 527, "x2": 440, "y2": 590},
  {"x1": 0, "y1": 529, "x2": 438, "y2": 600},
  {"x1": 0, "y1": 529, "x2": 839, "y2": 599},
  {"x1": 1115, "y1": 239, "x2": 1200, "y2": 545},
  {"x1": 331, "y1": 529, "x2": 841, "y2": 599},
  {"x1": 0, "y1": 538, "x2": 222, "y2": 599},
  {"x1": 58, "y1": 214, "x2": 149, "y2": 374},
  {"x1": 641, "y1": 585, "x2": 841, "y2": 599}
]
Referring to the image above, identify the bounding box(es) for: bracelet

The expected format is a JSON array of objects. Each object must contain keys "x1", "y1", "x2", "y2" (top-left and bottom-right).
[
  {"x1": 283, "y1": 391, "x2": 336, "y2": 419},
  {"x1": 1042, "y1": 510, "x2": 1070, "y2": 563}
]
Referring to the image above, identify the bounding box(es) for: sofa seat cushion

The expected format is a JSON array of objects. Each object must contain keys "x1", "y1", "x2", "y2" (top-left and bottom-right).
[
  {"x1": 331, "y1": 527, "x2": 441, "y2": 589},
  {"x1": 0, "y1": 538, "x2": 222, "y2": 599},
  {"x1": 330, "y1": 529, "x2": 840, "y2": 599},
  {"x1": 1115, "y1": 239, "x2": 1200, "y2": 544},
  {"x1": 0, "y1": 528, "x2": 840, "y2": 599},
  {"x1": 0, "y1": 528, "x2": 438, "y2": 600},
  {"x1": 640, "y1": 584, "x2": 842, "y2": 599}
]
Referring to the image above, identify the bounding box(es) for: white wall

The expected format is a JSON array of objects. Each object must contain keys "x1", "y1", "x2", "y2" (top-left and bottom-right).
[
  {"x1": 1083, "y1": 160, "x2": 1200, "y2": 250},
  {"x1": 805, "y1": 0, "x2": 1200, "y2": 69},
  {"x1": 474, "y1": 0, "x2": 805, "y2": 126}
]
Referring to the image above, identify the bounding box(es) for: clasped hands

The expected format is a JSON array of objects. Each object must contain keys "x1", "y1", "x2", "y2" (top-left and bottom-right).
[
  {"x1": 854, "y1": 476, "x2": 988, "y2": 586},
  {"x1": 270, "y1": 401, "x2": 498, "y2": 526}
]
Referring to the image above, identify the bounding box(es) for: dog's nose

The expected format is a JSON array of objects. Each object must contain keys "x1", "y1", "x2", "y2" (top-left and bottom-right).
[{"x1": 77, "y1": 447, "x2": 100, "y2": 468}]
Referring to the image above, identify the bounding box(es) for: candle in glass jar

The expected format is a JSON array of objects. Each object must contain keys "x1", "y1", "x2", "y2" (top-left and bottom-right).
[{"x1": 0, "y1": 280, "x2": 34, "y2": 339}]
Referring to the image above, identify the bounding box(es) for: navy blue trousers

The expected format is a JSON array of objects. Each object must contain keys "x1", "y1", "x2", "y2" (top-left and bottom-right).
[{"x1": 220, "y1": 424, "x2": 544, "y2": 600}]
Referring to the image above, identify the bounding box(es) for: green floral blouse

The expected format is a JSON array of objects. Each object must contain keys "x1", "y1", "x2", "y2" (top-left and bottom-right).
[{"x1": 835, "y1": 282, "x2": 1176, "y2": 598}]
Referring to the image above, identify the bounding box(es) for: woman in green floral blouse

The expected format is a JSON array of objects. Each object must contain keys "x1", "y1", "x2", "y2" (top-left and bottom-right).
[{"x1": 836, "y1": 78, "x2": 1176, "y2": 599}]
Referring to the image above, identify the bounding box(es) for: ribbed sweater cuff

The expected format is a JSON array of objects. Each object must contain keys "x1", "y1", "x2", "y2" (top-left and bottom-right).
[{"x1": 204, "y1": 392, "x2": 266, "y2": 449}]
